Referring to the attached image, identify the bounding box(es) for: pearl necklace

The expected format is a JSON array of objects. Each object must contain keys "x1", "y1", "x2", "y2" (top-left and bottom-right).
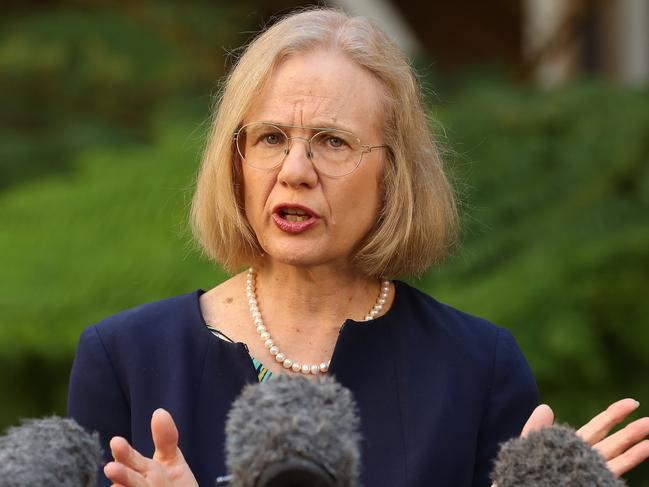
[{"x1": 246, "y1": 268, "x2": 390, "y2": 375}]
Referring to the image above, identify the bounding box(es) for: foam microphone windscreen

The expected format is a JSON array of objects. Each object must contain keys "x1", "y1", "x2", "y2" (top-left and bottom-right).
[
  {"x1": 225, "y1": 375, "x2": 361, "y2": 487},
  {"x1": 492, "y1": 424, "x2": 626, "y2": 487},
  {"x1": 0, "y1": 416, "x2": 102, "y2": 487}
]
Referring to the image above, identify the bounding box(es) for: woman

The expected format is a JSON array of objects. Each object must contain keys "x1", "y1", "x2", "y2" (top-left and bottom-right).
[{"x1": 68, "y1": 8, "x2": 649, "y2": 487}]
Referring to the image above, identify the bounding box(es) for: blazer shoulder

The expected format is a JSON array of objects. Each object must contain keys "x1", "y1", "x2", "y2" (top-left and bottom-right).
[
  {"x1": 86, "y1": 290, "x2": 206, "y2": 349},
  {"x1": 392, "y1": 281, "x2": 531, "y2": 374},
  {"x1": 395, "y1": 280, "x2": 501, "y2": 341}
]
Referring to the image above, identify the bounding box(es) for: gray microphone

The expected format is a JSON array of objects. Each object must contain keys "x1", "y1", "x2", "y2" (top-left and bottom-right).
[
  {"x1": 0, "y1": 416, "x2": 102, "y2": 487},
  {"x1": 492, "y1": 424, "x2": 626, "y2": 486},
  {"x1": 223, "y1": 375, "x2": 361, "y2": 487}
]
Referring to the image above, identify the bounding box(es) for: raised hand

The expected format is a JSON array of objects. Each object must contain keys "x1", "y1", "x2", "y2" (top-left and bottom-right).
[
  {"x1": 103, "y1": 408, "x2": 198, "y2": 487},
  {"x1": 522, "y1": 399, "x2": 649, "y2": 477}
]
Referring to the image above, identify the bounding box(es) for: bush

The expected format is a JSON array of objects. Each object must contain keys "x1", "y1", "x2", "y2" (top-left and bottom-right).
[{"x1": 420, "y1": 81, "x2": 649, "y2": 484}]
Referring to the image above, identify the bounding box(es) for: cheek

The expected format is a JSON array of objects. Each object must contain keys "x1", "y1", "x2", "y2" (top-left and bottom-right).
[
  {"x1": 329, "y1": 178, "x2": 382, "y2": 231},
  {"x1": 243, "y1": 192, "x2": 263, "y2": 236},
  {"x1": 242, "y1": 169, "x2": 274, "y2": 224}
]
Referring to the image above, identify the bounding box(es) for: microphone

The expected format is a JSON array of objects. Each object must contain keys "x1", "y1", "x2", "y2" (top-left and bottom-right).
[
  {"x1": 223, "y1": 375, "x2": 361, "y2": 487},
  {"x1": 492, "y1": 424, "x2": 626, "y2": 486},
  {"x1": 0, "y1": 416, "x2": 102, "y2": 487}
]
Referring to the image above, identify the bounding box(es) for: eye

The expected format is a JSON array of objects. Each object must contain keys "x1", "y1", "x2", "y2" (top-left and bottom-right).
[
  {"x1": 254, "y1": 131, "x2": 285, "y2": 146},
  {"x1": 263, "y1": 132, "x2": 283, "y2": 145},
  {"x1": 327, "y1": 136, "x2": 345, "y2": 148},
  {"x1": 318, "y1": 133, "x2": 350, "y2": 150}
]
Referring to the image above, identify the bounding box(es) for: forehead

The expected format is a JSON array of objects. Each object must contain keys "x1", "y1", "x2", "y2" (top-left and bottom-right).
[{"x1": 244, "y1": 49, "x2": 385, "y2": 136}]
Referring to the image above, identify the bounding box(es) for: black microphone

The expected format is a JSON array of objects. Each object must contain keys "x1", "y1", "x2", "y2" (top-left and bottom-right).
[
  {"x1": 222, "y1": 375, "x2": 361, "y2": 487},
  {"x1": 492, "y1": 424, "x2": 626, "y2": 486},
  {"x1": 0, "y1": 416, "x2": 102, "y2": 487}
]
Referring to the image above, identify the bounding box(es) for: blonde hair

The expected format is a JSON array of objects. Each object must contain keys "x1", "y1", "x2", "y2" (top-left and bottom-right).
[{"x1": 191, "y1": 8, "x2": 458, "y2": 278}]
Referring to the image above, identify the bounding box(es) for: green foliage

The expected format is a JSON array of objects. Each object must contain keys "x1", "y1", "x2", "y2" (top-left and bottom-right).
[{"x1": 0, "y1": 2, "x2": 249, "y2": 189}]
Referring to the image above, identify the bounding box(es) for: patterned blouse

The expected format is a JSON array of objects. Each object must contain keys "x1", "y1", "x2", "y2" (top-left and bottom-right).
[{"x1": 206, "y1": 325, "x2": 273, "y2": 382}]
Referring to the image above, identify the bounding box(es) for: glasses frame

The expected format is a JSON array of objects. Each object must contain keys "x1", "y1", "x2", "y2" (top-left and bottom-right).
[{"x1": 233, "y1": 121, "x2": 390, "y2": 178}]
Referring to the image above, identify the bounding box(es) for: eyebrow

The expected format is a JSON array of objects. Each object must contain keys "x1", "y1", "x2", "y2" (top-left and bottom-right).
[{"x1": 258, "y1": 120, "x2": 357, "y2": 134}]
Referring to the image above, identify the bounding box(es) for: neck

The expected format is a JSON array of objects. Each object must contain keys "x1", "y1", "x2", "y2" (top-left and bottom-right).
[{"x1": 251, "y1": 260, "x2": 383, "y2": 335}]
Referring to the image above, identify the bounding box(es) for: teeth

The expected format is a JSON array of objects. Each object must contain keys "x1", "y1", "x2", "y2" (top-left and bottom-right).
[
  {"x1": 283, "y1": 208, "x2": 307, "y2": 215},
  {"x1": 285, "y1": 214, "x2": 309, "y2": 222}
]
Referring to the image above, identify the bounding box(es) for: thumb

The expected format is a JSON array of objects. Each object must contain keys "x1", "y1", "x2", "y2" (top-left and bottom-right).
[
  {"x1": 521, "y1": 404, "x2": 554, "y2": 437},
  {"x1": 151, "y1": 408, "x2": 181, "y2": 462}
]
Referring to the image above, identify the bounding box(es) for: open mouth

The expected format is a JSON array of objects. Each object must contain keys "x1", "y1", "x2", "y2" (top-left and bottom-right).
[
  {"x1": 271, "y1": 204, "x2": 319, "y2": 233},
  {"x1": 279, "y1": 208, "x2": 311, "y2": 222}
]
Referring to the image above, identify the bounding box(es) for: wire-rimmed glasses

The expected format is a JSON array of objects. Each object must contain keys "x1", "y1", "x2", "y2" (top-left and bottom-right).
[{"x1": 233, "y1": 122, "x2": 389, "y2": 178}]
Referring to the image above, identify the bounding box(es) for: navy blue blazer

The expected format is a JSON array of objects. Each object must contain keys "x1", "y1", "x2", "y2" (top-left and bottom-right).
[{"x1": 68, "y1": 281, "x2": 539, "y2": 486}]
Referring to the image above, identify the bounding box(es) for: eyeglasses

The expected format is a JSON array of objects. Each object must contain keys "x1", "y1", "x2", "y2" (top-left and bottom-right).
[{"x1": 233, "y1": 122, "x2": 389, "y2": 178}]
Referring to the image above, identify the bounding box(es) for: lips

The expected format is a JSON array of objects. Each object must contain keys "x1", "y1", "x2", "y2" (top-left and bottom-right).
[{"x1": 272, "y1": 204, "x2": 320, "y2": 234}]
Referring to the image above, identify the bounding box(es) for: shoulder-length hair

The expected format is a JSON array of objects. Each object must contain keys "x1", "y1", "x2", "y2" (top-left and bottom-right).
[{"x1": 191, "y1": 8, "x2": 458, "y2": 278}]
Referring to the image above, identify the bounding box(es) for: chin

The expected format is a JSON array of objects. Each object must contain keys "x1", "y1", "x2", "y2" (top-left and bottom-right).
[
  {"x1": 255, "y1": 226, "x2": 361, "y2": 270},
  {"x1": 273, "y1": 250, "x2": 332, "y2": 268},
  {"x1": 261, "y1": 241, "x2": 341, "y2": 269}
]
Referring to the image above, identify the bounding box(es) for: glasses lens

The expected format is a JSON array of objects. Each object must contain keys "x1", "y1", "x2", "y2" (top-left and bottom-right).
[
  {"x1": 311, "y1": 130, "x2": 362, "y2": 177},
  {"x1": 237, "y1": 123, "x2": 288, "y2": 169},
  {"x1": 236, "y1": 123, "x2": 364, "y2": 177}
]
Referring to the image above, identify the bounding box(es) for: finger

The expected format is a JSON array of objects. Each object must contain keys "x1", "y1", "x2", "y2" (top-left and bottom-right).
[
  {"x1": 577, "y1": 398, "x2": 640, "y2": 445},
  {"x1": 606, "y1": 439, "x2": 649, "y2": 477},
  {"x1": 151, "y1": 408, "x2": 181, "y2": 463},
  {"x1": 594, "y1": 417, "x2": 649, "y2": 460},
  {"x1": 521, "y1": 404, "x2": 554, "y2": 437},
  {"x1": 104, "y1": 461, "x2": 148, "y2": 487},
  {"x1": 110, "y1": 436, "x2": 152, "y2": 474}
]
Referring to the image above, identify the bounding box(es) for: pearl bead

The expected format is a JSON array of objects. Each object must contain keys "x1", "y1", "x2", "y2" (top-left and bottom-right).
[{"x1": 246, "y1": 268, "x2": 389, "y2": 376}]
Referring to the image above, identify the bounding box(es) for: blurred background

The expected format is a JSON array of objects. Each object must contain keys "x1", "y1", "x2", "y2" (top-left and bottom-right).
[{"x1": 1, "y1": 0, "x2": 648, "y2": 483}]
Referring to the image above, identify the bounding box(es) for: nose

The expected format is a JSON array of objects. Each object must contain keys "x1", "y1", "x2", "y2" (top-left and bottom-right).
[{"x1": 276, "y1": 137, "x2": 318, "y2": 188}]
